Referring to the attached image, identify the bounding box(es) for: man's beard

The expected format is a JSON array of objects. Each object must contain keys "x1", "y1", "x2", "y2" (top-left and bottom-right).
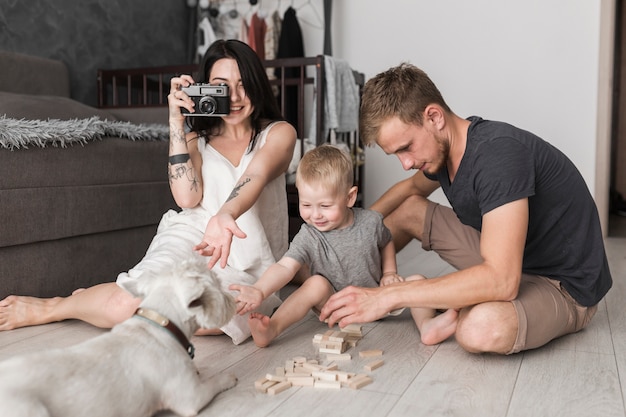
[{"x1": 421, "y1": 137, "x2": 450, "y2": 176}]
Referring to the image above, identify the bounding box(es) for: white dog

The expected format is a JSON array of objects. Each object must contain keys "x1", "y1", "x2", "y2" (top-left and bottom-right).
[{"x1": 0, "y1": 258, "x2": 237, "y2": 417}]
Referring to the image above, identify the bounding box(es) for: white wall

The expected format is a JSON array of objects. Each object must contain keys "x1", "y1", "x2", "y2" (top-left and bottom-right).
[{"x1": 294, "y1": 0, "x2": 612, "y2": 227}]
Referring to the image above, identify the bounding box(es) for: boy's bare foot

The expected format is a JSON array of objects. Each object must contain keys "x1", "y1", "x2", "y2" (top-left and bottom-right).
[
  {"x1": 418, "y1": 308, "x2": 459, "y2": 345},
  {"x1": 0, "y1": 295, "x2": 62, "y2": 331},
  {"x1": 248, "y1": 312, "x2": 279, "y2": 348}
]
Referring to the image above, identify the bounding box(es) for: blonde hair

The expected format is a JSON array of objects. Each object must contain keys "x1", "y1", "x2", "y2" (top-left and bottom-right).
[
  {"x1": 359, "y1": 63, "x2": 450, "y2": 146},
  {"x1": 295, "y1": 145, "x2": 353, "y2": 194}
]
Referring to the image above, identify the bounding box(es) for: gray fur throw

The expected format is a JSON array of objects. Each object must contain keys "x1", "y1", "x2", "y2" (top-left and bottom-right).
[{"x1": 0, "y1": 116, "x2": 169, "y2": 150}]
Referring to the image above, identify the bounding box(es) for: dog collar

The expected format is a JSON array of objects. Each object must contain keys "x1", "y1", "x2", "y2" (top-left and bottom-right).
[{"x1": 134, "y1": 308, "x2": 195, "y2": 359}]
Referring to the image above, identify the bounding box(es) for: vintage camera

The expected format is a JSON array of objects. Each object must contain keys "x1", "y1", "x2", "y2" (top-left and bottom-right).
[{"x1": 181, "y1": 83, "x2": 230, "y2": 116}]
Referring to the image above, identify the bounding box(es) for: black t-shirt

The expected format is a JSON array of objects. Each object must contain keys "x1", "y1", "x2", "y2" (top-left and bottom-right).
[{"x1": 425, "y1": 116, "x2": 612, "y2": 306}]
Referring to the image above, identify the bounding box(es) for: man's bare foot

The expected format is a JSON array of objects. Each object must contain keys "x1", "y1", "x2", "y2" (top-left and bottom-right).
[
  {"x1": 419, "y1": 308, "x2": 459, "y2": 346},
  {"x1": 248, "y1": 312, "x2": 278, "y2": 348},
  {"x1": 0, "y1": 295, "x2": 62, "y2": 331}
]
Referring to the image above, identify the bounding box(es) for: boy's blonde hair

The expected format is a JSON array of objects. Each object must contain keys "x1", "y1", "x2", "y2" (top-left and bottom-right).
[{"x1": 295, "y1": 145, "x2": 354, "y2": 194}]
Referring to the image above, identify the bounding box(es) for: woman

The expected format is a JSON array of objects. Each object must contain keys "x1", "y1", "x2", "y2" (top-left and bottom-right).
[{"x1": 0, "y1": 40, "x2": 296, "y2": 344}]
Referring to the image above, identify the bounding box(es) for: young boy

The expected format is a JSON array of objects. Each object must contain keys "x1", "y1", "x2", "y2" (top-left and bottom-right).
[{"x1": 229, "y1": 145, "x2": 456, "y2": 347}]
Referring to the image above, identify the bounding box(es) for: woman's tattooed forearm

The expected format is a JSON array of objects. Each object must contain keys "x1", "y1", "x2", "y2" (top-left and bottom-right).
[
  {"x1": 226, "y1": 178, "x2": 251, "y2": 202},
  {"x1": 169, "y1": 123, "x2": 187, "y2": 149},
  {"x1": 168, "y1": 165, "x2": 200, "y2": 192}
]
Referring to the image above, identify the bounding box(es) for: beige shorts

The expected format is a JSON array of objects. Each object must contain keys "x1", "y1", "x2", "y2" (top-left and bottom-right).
[{"x1": 422, "y1": 202, "x2": 597, "y2": 354}]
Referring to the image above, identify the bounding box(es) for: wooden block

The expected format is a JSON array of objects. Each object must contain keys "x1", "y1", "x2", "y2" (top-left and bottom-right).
[
  {"x1": 333, "y1": 371, "x2": 355, "y2": 382},
  {"x1": 326, "y1": 353, "x2": 351, "y2": 361},
  {"x1": 284, "y1": 360, "x2": 294, "y2": 372},
  {"x1": 328, "y1": 331, "x2": 347, "y2": 342},
  {"x1": 255, "y1": 378, "x2": 278, "y2": 393},
  {"x1": 302, "y1": 362, "x2": 323, "y2": 372},
  {"x1": 293, "y1": 356, "x2": 307, "y2": 364},
  {"x1": 319, "y1": 346, "x2": 343, "y2": 355},
  {"x1": 340, "y1": 323, "x2": 363, "y2": 336},
  {"x1": 312, "y1": 370, "x2": 338, "y2": 381},
  {"x1": 287, "y1": 376, "x2": 315, "y2": 386},
  {"x1": 275, "y1": 367, "x2": 285, "y2": 376},
  {"x1": 364, "y1": 359, "x2": 384, "y2": 371},
  {"x1": 267, "y1": 381, "x2": 292, "y2": 395},
  {"x1": 345, "y1": 335, "x2": 361, "y2": 343},
  {"x1": 359, "y1": 349, "x2": 383, "y2": 358},
  {"x1": 314, "y1": 380, "x2": 342, "y2": 389},
  {"x1": 266, "y1": 373, "x2": 287, "y2": 382},
  {"x1": 324, "y1": 362, "x2": 339, "y2": 371},
  {"x1": 347, "y1": 374, "x2": 373, "y2": 389}
]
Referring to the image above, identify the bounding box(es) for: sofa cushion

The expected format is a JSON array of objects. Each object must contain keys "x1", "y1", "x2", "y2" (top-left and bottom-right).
[
  {"x1": 0, "y1": 91, "x2": 119, "y2": 121},
  {"x1": 0, "y1": 50, "x2": 71, "y2": 97}
]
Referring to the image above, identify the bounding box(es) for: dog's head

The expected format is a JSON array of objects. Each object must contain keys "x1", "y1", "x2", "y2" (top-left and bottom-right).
[{"x1": 121, "y1": 258, "x2": 236, "y2": 334}]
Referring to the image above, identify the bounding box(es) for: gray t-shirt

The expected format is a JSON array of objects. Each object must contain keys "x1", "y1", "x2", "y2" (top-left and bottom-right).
[
  {"x1": 425, "y1": 116, "x2": 612, "y2": 306},
  {"x1": 285, "y1": 207, "x2": 392, "y2": 291}
]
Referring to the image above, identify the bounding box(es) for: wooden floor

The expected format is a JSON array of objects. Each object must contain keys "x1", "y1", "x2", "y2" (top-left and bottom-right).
[{"x1": 0, "y1": 236, "x2": 624, "y2": 417}]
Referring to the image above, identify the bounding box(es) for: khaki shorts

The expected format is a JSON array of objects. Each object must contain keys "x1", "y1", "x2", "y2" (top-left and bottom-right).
[{"x1": 421, "y1": 202, "x2": 597, "y2": 354}]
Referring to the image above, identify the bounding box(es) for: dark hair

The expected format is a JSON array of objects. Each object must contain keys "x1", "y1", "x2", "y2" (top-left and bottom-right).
[{"x1": 188, "y1": 39, "x2": 283, "y2": 151}]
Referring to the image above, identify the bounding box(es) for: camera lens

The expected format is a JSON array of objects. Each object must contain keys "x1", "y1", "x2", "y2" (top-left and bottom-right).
[{"x1": 199, "y1": 96, "x2": 217, "y2": 114}]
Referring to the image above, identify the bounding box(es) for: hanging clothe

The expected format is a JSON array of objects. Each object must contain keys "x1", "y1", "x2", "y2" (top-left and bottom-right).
[
  {"x1": 248, "y1": 12, "x2": 267, "y2": 60},
  {"x1": 275, "y1": 6, "x2": 305, "y2": 136}
]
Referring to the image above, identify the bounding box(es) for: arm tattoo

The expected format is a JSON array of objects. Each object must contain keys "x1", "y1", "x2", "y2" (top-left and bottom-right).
[
  {"x1": 168, "y1": 165, "x2": 200, "y2": 192},
  {"x1": 226, "y1": 178, "x2": 251, "y2": 202},
  {"x1": 169, "y1": 124, "x2": 187, "y2": 150}
]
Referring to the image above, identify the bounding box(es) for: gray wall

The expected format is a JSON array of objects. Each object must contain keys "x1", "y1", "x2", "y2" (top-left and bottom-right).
[{"x1": 0, "y1": 0, "x2": 191, "y2": 106}]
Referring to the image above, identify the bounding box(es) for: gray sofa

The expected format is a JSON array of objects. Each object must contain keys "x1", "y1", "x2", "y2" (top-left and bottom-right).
[{"x1": 0, "y1": 51, "x2": 177, "y2": 298}]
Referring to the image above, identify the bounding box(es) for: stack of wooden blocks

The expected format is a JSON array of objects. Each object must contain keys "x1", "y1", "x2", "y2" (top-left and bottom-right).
[{"x1": 254, "y1": 324, "x2": 385, "y2": 395}]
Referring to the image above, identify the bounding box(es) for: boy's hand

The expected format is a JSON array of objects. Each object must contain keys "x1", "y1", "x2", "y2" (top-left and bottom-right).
[
  {"x1": 228, "y1": 284, "x2": 264, "y2": 315},
  {"x1": 380, "y1": 273, "x2": 404, "y2": 287}
]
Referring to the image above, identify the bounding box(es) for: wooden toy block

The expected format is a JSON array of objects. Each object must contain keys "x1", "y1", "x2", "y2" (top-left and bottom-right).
[
  {"x1": 364, "y1": 359, "x2": 384, "y2": 371},
  {"x1": 314, "y1": 380, "x2": 342, "y2": 389},
  {"x1": 266, "y1": 373, "x2": 287, "y2": 382},
  {"x1": 287, "y1": 376, "x2": 315, "y2": 386},
  {"x1": 284, "y1": 360, "x2": 294, "y2": 372},
  {"x1": 340, "y1": 323, "x2": 363, "y2": 336},
  {"x1": 267, "y1": 381, "x2": 292, "y2": 395},
  {"x1": 293, "y1": 356, "x2": 307, "y2": 363},
  {"x1": 328, "y1": 331, "x2": 347, "y2": 342},
  {"x1": 359, "y1": 349, "x2": 383, "y2": 358},
  {"x1": 347, "y1": 374, "x2": 373, "y2": 389},
  {"x1": 333, "y1": 371, "x2": 355, "y2": 382},
  {"x1": 312, "y1": 370, "x2": 338, "y2": 381},
  {"x1": 293, "y1": 366, "x2": 312, "y2": 375},
  {"x1": 345, "y1": 335, "x2": 361, "y2": 347},
  {"x1": 275, "y1": 367, "x2": 285, "y2": 376},
  {"x1": 302, "y1": 362, "x2": 323, "y2": 372},
  {"x1": 319, "y1": 346, "x2": 343, "y2": 355},
  {"x1": 255, "y1": 378, "x2": 279, "y2": 393},
  {"x1": 324, "y1": 362, "x2": 339, "y2": 371},
  {"x1": 326, "y1": 353, "x2": 351, "y2": 361}
]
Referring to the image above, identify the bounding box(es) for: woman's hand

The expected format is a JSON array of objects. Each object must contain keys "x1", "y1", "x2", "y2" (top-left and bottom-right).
[
  {"x1": 194, "y1": 213, "x2": 247, "y2": 269},
  {"x1": 229, "y1": 284, "x2": 264, "y2": 315},
  {"x1": 168, "y1": 75, "x2": 195, "y2": 121}
]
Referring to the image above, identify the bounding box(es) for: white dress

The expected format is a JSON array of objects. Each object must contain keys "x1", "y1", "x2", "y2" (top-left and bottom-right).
[{"x1": 117, "y1": 122, "x2": 288, "y2": 344}]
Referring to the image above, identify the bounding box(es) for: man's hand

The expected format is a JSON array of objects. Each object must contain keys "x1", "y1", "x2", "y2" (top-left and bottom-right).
[
  {"x1": 229, "y1": 284, "x2": 264, "y2": 315},
  {"x1": 319, "y1": 285, "x2": 391, "y2": 328}
]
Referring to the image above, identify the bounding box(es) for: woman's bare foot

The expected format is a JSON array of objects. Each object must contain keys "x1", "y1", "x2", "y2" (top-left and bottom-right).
[
  {"x1": 0, "y1": 295, "x2": 62, "y2": 331},
  {"x1": 194, "y1": 328, "x2": 224, "y2": 336},
  {"x1": 248, "y1": 312, "x2": 279, "y2": 348},
  {"x1": 419, "y1": 308, "x2": 459, "y2": 346}
]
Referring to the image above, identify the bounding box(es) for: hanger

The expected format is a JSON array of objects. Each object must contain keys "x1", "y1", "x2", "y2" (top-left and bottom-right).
[{"x1": 295, "y1": 0, "x2": 323, "y2": 30}]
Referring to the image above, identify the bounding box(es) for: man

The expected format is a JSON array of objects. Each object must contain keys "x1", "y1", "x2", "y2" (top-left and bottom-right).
[{"x1": 319, "y1": 63, "x2": 612, "y2": 354}]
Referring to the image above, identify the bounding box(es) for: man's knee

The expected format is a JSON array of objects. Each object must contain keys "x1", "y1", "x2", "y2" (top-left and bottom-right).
[
  {"x1": 385, "y1": 195, "x2": 430, "y2": 248},
  {"x1": 455, "y1": 302, "x2": 518, "y2": 354}
]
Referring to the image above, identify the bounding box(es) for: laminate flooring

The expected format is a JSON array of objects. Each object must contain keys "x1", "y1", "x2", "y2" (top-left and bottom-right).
[{"x1": 0, "y1": 237, "x2": 624, "y2": 417}]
